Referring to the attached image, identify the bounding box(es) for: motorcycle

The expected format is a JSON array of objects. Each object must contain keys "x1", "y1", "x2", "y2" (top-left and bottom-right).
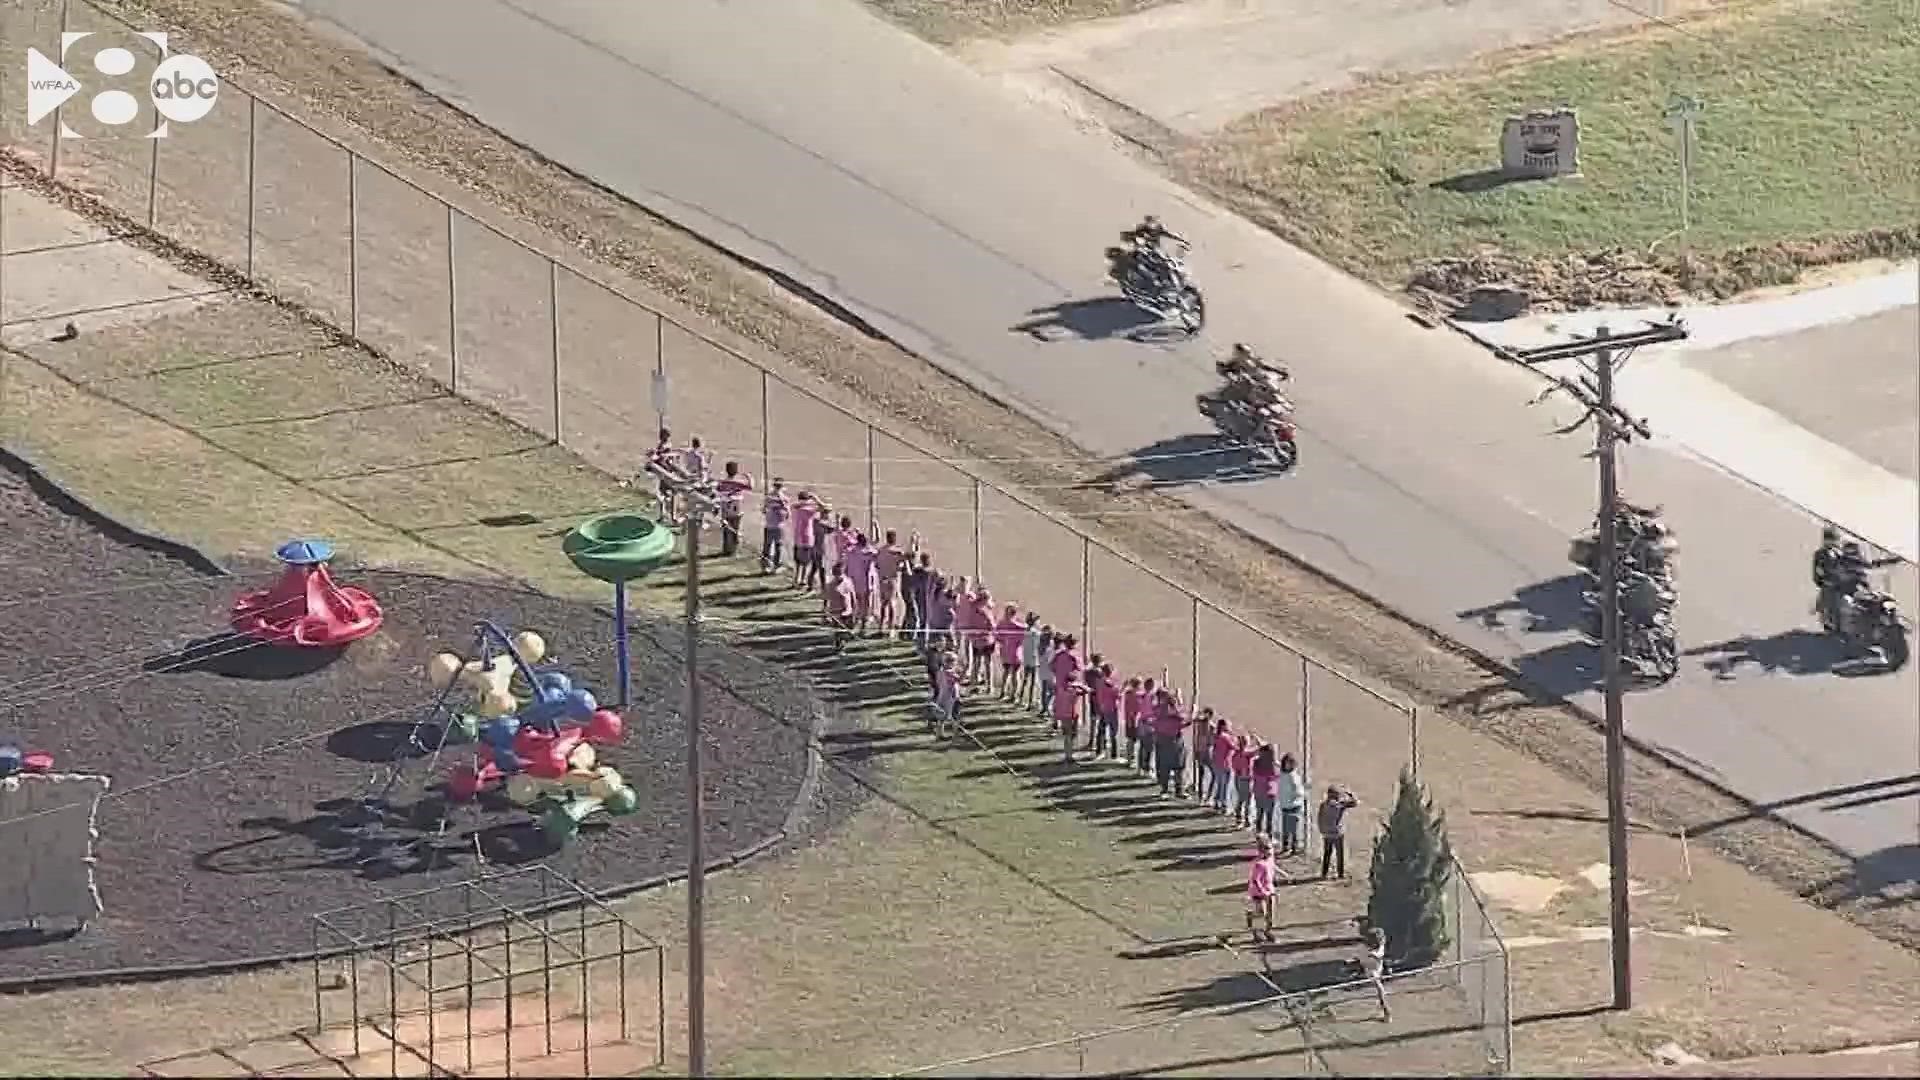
[
  {"x1": 1823, "y1": 586, "x2": 1912, "y2": 675},
  {"x1": 1197, "y1": 388, "x2": 1298, "y2": 471},
  {"x1": 1106, "y1": 241, "x2": 1205, "y2": 335},
  {"x1": 1623, "y1": 618, "x2": 1680, "y2": 683}
]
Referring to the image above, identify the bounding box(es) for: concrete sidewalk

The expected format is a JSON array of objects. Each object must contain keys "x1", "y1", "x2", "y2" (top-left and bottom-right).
[{"x1": 187, "y1": 0, "x2": 1920, "y2": 873}]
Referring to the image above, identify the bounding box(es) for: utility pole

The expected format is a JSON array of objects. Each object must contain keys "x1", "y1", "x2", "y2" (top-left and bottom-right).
[
  {"x1": 646, "y1": 460, "x2": 713, "y2": 1075},
  {"x1": 1517, "y1": 318, "x2": 1685, "y2": 1012}
]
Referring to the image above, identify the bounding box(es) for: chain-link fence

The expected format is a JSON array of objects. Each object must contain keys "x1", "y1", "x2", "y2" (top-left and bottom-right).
[
  {"x1": 4, "y1": 1, "x2": 1506, "y2": 1065},
  {"x1": 3, "y1": 0, "x2": 1425, "y2": 811}
]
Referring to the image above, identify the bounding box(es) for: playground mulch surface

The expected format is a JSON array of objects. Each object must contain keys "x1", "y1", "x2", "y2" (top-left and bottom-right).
[{"x1": 0, "y1": 462, "x2": 823, "y2": 983}]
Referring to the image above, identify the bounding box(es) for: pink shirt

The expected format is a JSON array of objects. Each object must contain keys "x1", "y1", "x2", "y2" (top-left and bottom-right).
[
  {"x1": 967, "y1": 599, "x2": 995, "y2": 645},
  {"x1": 1231, "y1": 748, "x2": 1253, "y2": 777},
  {"x1": 831, "y1": 527, "x2": 856, "y2": 565},
  {"x1": 1048, "y1": 647, "x2": 1081, "y2": 686},
  {"x1": 1252, "y1": 758, "x2": 1279, "y2": 799},
  {"x1": 1094, "y1": 679, "x2": 1121, "y2": 715},
  {"x1": 1122, "y1": 688, "x2": 1145, "y2": 727},
  {"x1": 1051, "y1": 684, "x2": 1085, "y2": 723},
  {"x1": 874, "y1": 545, "x2": 906, "y2": 583},
  {"x1": 825, "y1": 578, "x2": 855, "y2": 617},
  {"x1": 1150, "y1": 702, "x2": 1185, "y2": 739},
  {"x1": 995, "y1": 616, "x2": 1024, "y2": 664},
  {"x1": 1247, "y1": 855, "x2": 1277, "y2": 900},
  {"x1": 791, "y1": 503, "x2": 819, "y2": 546},
  {"x1": 845, "y1": 544, "x2": 876, "y2": 591},
  {"x1": 715, "y1": 473, "x2": 753, "y2": 513},
  {"x1": 1212, "y1": 732, "x2": 1236, "y2": 768}
]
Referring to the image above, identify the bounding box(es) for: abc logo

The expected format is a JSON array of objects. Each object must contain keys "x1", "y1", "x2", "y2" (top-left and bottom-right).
[{"x1": 148, "y1": 54, "x2": 219, "y2": 124}]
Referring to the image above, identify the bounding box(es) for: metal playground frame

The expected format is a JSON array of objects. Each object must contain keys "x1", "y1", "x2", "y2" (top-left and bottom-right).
[{"x1": 310, "y1": 865, "x2": 665, "y2": 1077}]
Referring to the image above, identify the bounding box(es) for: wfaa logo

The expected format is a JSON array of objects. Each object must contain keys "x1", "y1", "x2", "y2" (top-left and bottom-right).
[{"x1": 26, "y1": 31, "x2": 218, "y2": 139}]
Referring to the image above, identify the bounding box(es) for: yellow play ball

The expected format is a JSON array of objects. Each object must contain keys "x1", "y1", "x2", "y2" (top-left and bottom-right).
[
  {"x1": 427, "y1": 653, "x2": 463, "y2": 690},
  {"x1": 512, "y1": 631, "x2": 547, "y2": 663},
  {"x1": 478, "y1": 688, "x2": 518, "y2": 717},
  {"x1": 588, "y1": 768, "x2": 625, "y2": 800},
  {"x1": 505, "y1": 774, "x2": 542, "y2": 806}
]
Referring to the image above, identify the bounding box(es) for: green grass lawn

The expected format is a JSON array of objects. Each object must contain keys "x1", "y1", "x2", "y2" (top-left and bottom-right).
[
  {"x1": 1181, "y1": 0, "x2": 1920, "y2": 295},
  {"x1": 863, "y1": 0, "x2": 1173, "y2": 44}
]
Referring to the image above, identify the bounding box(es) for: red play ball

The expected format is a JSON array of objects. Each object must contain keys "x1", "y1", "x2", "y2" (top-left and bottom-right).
[
  {"x1": 587, "y1": 709, "x2": 624, "y2": 743},
  {"x1": 21, "y1": 752, "x2": 53, "y2": 774},
  {"x1": 446, "y1": 767, "x2": 483, "y2": 801}
]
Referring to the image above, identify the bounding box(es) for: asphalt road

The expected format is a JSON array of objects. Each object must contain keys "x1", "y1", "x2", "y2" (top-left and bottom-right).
[{"x1": 282, "y1": 0, "x2": 1917, "y2": 876}]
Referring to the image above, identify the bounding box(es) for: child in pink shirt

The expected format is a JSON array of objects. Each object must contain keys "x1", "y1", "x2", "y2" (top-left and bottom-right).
[
  {"x1": 1247, "y1": 834, "x2": 1278, "y2": 944},
  {"x1": 822, "y1": 564, "x2": 855, "y2": 654},
  {"x1": 1210, "y1": 719, "x2": 1238, "y2": 813},
  {"x1": 1092, "y1": 663, "x2": 1122, "y2": 760},
  {"x1": 1230, "y1": 734, "x2": 1255, "y2": 828},
  {"x1": 993, "y1": 604, "x2": 1024, "y2": 697},
  {"x1": 1052, "y1": 676, "x2": 1087, "y2": 762},
  {"x1": 966, "y1": 590, "x2": 996, "y2": 685},
  {"x1": 789, "y1": 493, "x2": 819, "y2": 590},
  {"x1": 1121, "y1": 677, "x2": 1147, "y2": 771}
]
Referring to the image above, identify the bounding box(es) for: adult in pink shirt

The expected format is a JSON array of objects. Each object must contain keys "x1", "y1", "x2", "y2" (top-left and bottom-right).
[
  {"x1": 844, "y1": 533, "x2": 878, "y2": 631},
  {"x1": 873, "y1": 530, "x2": 908, "y2": 634},
  {"x1": 1150, "y1": 690, "x2": 1187, "y2": 796},
  {"x1": 830, "y1": 516, "x2": 857, "y2": 569},
  {"x1": 993, "y1": 604, "x2": 1025, "y2": 696}
]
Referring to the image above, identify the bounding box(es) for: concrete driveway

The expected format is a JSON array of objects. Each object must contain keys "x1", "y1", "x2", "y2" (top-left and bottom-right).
[{"x1": 278, "y1": 0, "x2": 1917, "y2": 877}]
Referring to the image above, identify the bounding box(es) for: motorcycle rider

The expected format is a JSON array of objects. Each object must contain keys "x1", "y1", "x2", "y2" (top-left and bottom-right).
[
  {"x1": 1117, "y1": 215, "x2": 1187, "y2": 294},
  {"x1": 1812, "y1": 526, "x2": 1853, "y2": 632}
]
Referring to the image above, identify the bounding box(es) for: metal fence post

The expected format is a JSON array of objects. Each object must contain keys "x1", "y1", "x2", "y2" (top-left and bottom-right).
[
  {"x1": 1080, "y1": 536, "x2": 1091, "y2": 652},
  {"x1": 245, "y1": 95, "x2": 258, "y2": 276},
  {"x1": 759, "y1": 369, "x2": 771, "y2": 483},
  {"x1": 346, "y1": 152, "x2": 358, "y2": 338},
  {"x1": 971, "y1": 479, "x2": 983, "y2": 579},
  {"x1": 1409, "y1": 705, "x2": 1420, "y2": 778},
  {"x1": 865, "y1": 425, "x2": 878, "y2": 535},
  {"x1": 145, "y1": 136, "x2": 159, "y2": 227},
  {"x1": 1299, "y1": 656, "x2": 1312, "y2": 850},
  {"x1": 446, "y1": 205, "x2": 459, "y2": 392},
  {"x1": 654, "y1": 315, "x2": 667, "y2": 434},
  {"x1": 50, "y1": 0, "x2": 71, "y2": 179},
  {"x1": 1188, "y1": 596, "x2": 1199, "y2": 707},
  {"x1": 548, "y1": 259, "x2": 562, "y2": 441}
]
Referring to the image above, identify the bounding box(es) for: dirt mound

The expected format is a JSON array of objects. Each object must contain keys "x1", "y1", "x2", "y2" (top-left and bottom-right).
[{"x1": 1408, "y1": 225, "x2": 1920, "y2": 312}]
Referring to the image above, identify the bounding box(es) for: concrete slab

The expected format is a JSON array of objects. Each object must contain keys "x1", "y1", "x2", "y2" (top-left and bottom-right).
[
  {"x1": 1, "y1": 187, "x2": 115, "y2": 253},
  {"x1": 0, "y1": 186, "x2": 222, "y2": 341},
  {"x1": 1687, "y1": 306, "x2": 1920, "y2": 481},
  {"x1": 1457, "y1": 271, "x2": 1920, "y2": 562},
  {"x1": 961, "y1": 0, "x2": 1685, "y2": 135}
]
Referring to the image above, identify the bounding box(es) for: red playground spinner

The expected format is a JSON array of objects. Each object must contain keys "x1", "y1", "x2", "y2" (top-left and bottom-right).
[{"x1": 229, "y1": 539, "x2": 384, "y2": 647}]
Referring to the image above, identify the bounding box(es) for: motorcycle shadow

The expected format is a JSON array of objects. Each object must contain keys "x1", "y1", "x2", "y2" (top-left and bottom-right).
[
  {"x1": 1011, "y1": 297, "x2": 1191, "y2": 343},
  {"x1": 1081, "y1": 433, "x2": 1283, "y2": 490},
  {"x1": 1684, "y1": 628, "x2": 1855, "y2": 680}
]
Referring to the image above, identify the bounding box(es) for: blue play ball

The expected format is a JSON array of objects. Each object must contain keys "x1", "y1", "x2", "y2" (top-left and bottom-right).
[{"x1": 535, "y1": 671, "x2": 573, "y2": 698}]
